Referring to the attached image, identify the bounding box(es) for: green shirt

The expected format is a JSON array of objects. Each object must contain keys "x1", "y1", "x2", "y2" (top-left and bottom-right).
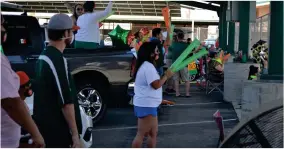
[
  {"x1": 167, "y1": 46, "x2": 173, "y2": 59},
  {"x1": 171, "y1": 41, "x2": 188, "y2": 62},
  {"x1": 33, "y1": 46, "x2": 82, "y2": 140}
]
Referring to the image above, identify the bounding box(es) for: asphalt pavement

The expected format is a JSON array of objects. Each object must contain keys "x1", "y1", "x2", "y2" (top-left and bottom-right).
[{"x1": 91, "y1": 85, "x2": 239, "y2": 148}]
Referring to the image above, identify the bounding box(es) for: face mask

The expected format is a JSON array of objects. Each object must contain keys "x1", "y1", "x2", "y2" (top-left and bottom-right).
[{"x1": 61, "y1": 32, "x2": 74, "y2": 45}]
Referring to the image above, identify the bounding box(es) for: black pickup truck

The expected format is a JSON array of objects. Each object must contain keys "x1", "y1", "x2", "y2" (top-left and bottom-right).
[{"x1": 2, "y1": 15, "x2": 135, "y2": 123}]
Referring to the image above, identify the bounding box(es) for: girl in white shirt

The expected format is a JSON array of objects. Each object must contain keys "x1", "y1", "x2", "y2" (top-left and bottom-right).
[
  {"x1": 75, "y1": 1, "x2": 113, "y2": 49},
  {"x1": 132, "y1": 42, "x2": 173, "y2": 148}
]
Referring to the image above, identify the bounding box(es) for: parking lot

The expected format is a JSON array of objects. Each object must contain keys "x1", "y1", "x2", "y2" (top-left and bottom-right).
[{"x1": 91, "y1": 85, "x2": 239, "y2": 148}]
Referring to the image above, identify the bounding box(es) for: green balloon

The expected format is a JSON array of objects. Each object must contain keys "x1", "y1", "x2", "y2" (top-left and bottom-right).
[{"x1": 108, "y1": 25, "x2": 129, "y2": 45}]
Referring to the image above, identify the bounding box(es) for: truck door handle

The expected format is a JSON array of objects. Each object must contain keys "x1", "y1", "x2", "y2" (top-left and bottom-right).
[{"x1": 25, "y1": 56, "x2": 38, "y2": 61}]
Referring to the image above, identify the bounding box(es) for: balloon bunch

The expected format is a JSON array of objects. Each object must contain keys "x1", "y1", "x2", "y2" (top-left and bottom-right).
[
  {"x1": 170, "y1": 38, "x2": 208, "y2": 72},
  {"x1": 251, "y1": 40, "x2": 268, "y2": 64}
]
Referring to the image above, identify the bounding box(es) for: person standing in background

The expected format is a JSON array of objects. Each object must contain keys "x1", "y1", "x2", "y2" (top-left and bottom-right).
[
  {"x1": 75, "y1": 1, "x2": 113, "y2": 49},
  {"x1": 164, "y1": 33, "x2": 176, "y2": 94},
  {"x1": 171, "y1": 32, "x2": 191, "y2": 97},
  {"x1": 33, "y1": 14, "x2": 82, "y2": 148},
  {"x1": 150, "y1": 28, "x2": 165, "y2": 76},
  {"x1": 1, "y1": 14, "x2": 45, "y2": 148},
  {"x1": 187, "y1": 38, "x2": 192, "y2": 44}
]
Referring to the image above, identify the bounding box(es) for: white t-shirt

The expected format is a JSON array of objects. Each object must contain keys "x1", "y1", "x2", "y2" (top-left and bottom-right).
[
  {"x1": 133, "y1": 61, "x2": 162, "y2": 107},
  {"x1": 75, "y1": 1, "x2": 113, "y2": 43}
]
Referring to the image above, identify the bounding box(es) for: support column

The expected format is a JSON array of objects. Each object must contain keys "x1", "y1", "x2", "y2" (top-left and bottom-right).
[
  {"x1": 261, "y1": 1, "x2": 283, "y2": 80},
  {"x1": 218, "y1": 7, "x2": 223, "y2": 49},
  {"x1": 191, "y1": 20, "x2": 194, "y2": 40},
  {"x1": 228, "y1": 22, "x2": 235, "y2": 54},
  {"x1": 218, "y1": 3, "x2": 228, "y2": 51},
  {"x1": 238, "y1": 1, "x2": 250, "y2": 63}
]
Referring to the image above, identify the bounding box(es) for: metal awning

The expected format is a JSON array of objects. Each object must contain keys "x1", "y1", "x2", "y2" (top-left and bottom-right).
[{"x1": 4, "y1": 1, "x2": 182, "y2": 17}]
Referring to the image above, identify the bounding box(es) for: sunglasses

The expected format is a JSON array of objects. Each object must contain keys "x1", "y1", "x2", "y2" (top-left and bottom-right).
[{"x1": 77, "y1": 8, "x2": 83, "y2": 11}]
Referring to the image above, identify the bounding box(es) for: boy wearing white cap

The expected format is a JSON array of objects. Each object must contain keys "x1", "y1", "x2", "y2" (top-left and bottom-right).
[{"x1": 33, "y1": 13, "x2": 82, "y2": 148}]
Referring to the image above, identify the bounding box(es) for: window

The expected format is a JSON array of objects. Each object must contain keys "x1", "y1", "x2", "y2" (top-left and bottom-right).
[{"x1": 2, "y1": 15, "x2": 44, "y2": 55}]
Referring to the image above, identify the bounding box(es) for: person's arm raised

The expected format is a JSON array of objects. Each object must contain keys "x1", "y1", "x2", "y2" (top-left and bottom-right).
[{"x1": 92, "y1": 1, "x2": 113, "y2": 21}]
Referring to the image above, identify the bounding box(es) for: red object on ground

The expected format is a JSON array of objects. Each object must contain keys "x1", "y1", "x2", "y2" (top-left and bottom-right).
[{"x1": 161, "y1": 99, "x2": 175, "y2": 105}]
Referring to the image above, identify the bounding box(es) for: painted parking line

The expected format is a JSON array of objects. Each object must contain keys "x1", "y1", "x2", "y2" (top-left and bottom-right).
[
  {"x1": 165, "y1": 102, "x2": 223, "y2": 106},
  {"x1": 92, "y1": 118, "x2": 238, "y2": 132}
]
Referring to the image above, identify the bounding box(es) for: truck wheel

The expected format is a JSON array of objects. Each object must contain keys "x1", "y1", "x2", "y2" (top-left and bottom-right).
[{"x1": 76, "y1": 80, "x2": 107, "y2": 124}]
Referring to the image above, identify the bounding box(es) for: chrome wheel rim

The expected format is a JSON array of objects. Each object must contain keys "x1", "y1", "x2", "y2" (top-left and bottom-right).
[{"x1": 77, "y1": 87, "x2": 102, "y2": 119}]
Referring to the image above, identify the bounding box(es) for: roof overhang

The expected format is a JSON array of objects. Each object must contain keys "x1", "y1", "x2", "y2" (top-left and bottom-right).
[
  {"x1": 172, "y1": 1, "x2": 222, "y2": 12},
  {"x1": 1, "y1": 2, "x2": 23, "y2": 11},
  {"x1": 4, "y1": 1, "x2": 182, "y2": 17}
]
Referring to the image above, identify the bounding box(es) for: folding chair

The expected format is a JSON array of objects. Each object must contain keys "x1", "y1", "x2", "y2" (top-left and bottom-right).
[
  {"x1": 213, "y1": 110, "x2": 225, "y2": 148},
  {"x1": 205, "y1": 60, "x2": 224, "y2": 95}
]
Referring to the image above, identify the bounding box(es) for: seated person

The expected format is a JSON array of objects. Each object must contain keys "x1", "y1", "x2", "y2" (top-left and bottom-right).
[
  {"x1": 75, "y1": 1, "x2": 113, "y2": 49},
  {"x1": 208, "y1": 50, "x2": 224, "y2": 82},
  {"x1": 248, "y1": 65, "x2": 259, "y2": 80}
]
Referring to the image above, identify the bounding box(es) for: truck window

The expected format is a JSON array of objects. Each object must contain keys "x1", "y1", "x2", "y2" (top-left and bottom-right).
[{"x1": 2, "y1": 15, "x2": 44, "y2": 56}]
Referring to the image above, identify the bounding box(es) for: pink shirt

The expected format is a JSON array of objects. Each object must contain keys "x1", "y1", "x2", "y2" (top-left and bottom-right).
[{"x1": 1, "y1": 54, "x2": 21, "y2": 148}]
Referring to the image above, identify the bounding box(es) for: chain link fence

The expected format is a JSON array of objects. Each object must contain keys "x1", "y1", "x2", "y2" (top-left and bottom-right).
[{"x1": 234, "y1": 14, "x2": 270, "y2": 58}]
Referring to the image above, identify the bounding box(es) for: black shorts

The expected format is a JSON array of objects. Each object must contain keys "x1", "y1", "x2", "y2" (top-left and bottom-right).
[{"x1": 43, "y1": 131, "x2": 72, "y2": 148}]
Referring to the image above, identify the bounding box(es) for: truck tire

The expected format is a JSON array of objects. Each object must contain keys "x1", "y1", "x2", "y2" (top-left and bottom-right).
[{"x1": 76, "y1": 79, "x2": 108, "y2": 124}]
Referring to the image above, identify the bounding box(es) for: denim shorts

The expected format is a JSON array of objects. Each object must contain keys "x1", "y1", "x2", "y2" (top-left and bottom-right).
[{"x1": 134, "y1": 106, "x2": 158, "y2": 118}]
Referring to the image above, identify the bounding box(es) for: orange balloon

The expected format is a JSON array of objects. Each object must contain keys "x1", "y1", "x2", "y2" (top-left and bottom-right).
[{"x1": 223, "y1": 53, "x2": 231, "y2": 62}]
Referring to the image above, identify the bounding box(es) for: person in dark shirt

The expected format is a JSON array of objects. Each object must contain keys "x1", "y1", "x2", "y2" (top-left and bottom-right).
[
  {"x1": 171, "y1": 32, "x2": 191, "y2": 97},
  {"x1": 150, "y1": 28, "x2": 165, "y2": 76},
  {"x1": 33, "y1": 14, "x2": 82, "y2": 148},
  {"x1": 187, "y1": 38, "x2": 192, "y2": 44},
  {"x1": 208, "y1": 50, "x2": 224, "y2": 82}
]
